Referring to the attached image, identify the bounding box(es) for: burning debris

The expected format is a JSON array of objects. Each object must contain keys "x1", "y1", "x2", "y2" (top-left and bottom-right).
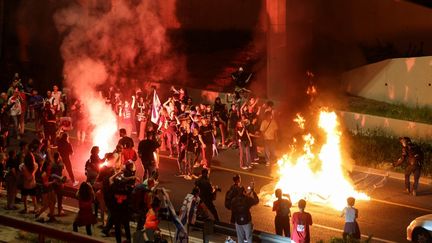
[{"x1": 260, "y1": 110, "x2": 369, "y2": 210}]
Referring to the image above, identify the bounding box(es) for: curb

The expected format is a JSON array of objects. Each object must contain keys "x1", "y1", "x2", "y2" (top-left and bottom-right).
[{"x1": 353, "y1": 165, "x2": 432, "y2": 185}]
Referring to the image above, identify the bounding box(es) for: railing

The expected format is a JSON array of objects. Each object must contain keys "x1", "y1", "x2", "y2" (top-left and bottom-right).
[{"x1": 0, "y1": 214, "x2": 107, "y2": 243}]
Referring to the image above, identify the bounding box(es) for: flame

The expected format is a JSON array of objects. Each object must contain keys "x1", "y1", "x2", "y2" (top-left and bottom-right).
[
  {"x1": 263, "y1": 110, "x2": 369, "y2": 210},
  {"x1": 87, "y1": 96, "x2": 118, "y2": 156},
  {"x1": 293, "y1": 113, "x2": 306, "y2": 129}
]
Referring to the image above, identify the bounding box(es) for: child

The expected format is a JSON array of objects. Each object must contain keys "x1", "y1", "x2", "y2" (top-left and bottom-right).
[
  {"x1": 73, "y1": 182, "x2": 97, "y2": 236},
  {"x1": 341, "y1": 197, "x2": 361, "y2": 240},
  {"x1": 292, "y1": 199, "x2": 313, "y2": 243}
]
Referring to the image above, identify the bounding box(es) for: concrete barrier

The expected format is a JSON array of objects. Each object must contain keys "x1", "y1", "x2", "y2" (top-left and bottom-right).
[{"x1": 339, "y1": 110, "x2": 432, "y2": 140}]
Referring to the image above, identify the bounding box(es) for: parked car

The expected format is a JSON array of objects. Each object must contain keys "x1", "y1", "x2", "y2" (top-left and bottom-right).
[{"x1": 407, "y1": 214, "x2": 432, "y2": 242}]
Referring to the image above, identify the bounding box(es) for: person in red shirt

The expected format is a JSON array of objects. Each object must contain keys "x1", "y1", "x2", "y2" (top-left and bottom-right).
[{"x1": 292, "y1": 199, "x2": 313, "y2": 243}]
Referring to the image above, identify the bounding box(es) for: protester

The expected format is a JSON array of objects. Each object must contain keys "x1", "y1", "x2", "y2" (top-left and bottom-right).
[
  {"x1": 341, "y1": 197, "x2": 361, "y2": 241},
  {"x1": 138, "y1": 131, "x2": 160, "y2": 180},
  {"x1": 51, "y1": 152, "x2": 66, "y2": 216},
  {"x1": 85, "y1": 146, "x2": 104, "y2": 185},
  {"x1": 73, "y1": 182, "x2": 97, "y2": 236},
  {"x1": 224, "y1": 174, "x2": 243, "y2": 224},
  {"x1": 230, "y1": 186, "x2": 259, "y2": 243},
  {"x1": 236, "y1": 120, "x2": 252, "y2": 170},
  {"x1": 198, "y1": 117, "x2": 215, "y2": 169},
  {"x1": 176, "y1": 186, "x2": 202, "y2": 243},
  {"x1": 272, "y1": 188, "x2": 292, "y2": 237},
  {"x1": 260, "y1": 111, "x2": 278, "y2": 166},
  {"x1": 35, "y1": 159, "x2": 57, "y2": 222},
  {"x1": 393, "y1": 137, "x2": 423, "y2": 196},
  {"x1": 57, "y1": 133, "x2": 78, "y2": 186},
  {"x1": 19, "y1": 152, "x2": 39, "y2": 214},
  {"x1": 5, "y1": 150, "x2": 19, "y2": 210},
  {"x1": 194, "y1": 168, "x2": 220, "y2": 222},
  {"x1": 292, "y1": 199, "x2": 313, "y2": 243}
]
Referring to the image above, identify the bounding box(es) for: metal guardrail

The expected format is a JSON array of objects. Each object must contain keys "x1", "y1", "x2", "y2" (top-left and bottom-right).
[
  {"x1": 0, "y1": 214, "x2": 107, "y2": 243},
  {"x1": 61, "y1": 185, "x2": 291, "y2": 242}
]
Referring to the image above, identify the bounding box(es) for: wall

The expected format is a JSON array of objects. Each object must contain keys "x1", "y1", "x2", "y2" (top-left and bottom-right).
[
  {"x1": 339, "y1": 111, "x2": 432, "y2": 140},
  {"x1": 341, "y1": 56, "x2": 432, "y2": 107}
]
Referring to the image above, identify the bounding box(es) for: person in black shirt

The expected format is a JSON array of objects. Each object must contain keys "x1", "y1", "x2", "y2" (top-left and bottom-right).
[
  {"x1": 194, "y1": 169, "x2": 219, "y2": 222},
  {"x1": 118, "y1": 128, "x2": 134, "y2": 149},
  {"x1": 199, "y1": 118, "x2": 215, "y2": 169},
  {"x1": 236, "y1": 121, "x2": 252, "y2": 170},
  {"x1": 5, "y1": 150, "x2": 19, "y2": 210},
  {"x1": 138, "y1": 132, "x2": 160, "y2": 180},
  {"x1": 186, "y1": 127, "x2": 201, "y2": 179},
  {"x1": 224, "y1": 174, "x2": 243, "y2": 223},
  {"x1": 394, "y1": 137, "x2": 424, "y2": 196},
  {"x1": 57, "y1": 133, "x2": 78, "y2": 186},
  {"x1": 272, "y1": 188, "x2": 292, "y2": 237},
  {"x1": 230, "y1": 186, "x2": 259, "y2": 243},
  {"x1": 213, "y1": 97, "x2": 228, "y2": 147}
]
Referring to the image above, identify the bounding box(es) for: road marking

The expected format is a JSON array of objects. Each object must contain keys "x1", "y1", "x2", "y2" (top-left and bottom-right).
[
  {"x1": 371, "y1": 198, "x2": 432, "y2": 213},
  {"x1": 314, "y1": 223, "x2": 397, "y2": 243},
  {"x1": 159, "y1": 154, "x2": 274, "y2": 180}
]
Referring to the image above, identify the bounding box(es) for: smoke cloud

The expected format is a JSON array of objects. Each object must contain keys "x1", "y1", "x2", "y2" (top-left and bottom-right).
[{"x1": 54, "y1": 0, "x2": 184, "y2": 152}]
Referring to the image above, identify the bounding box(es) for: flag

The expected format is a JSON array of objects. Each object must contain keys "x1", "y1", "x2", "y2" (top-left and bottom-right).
[{"x1": 151, "y1": 89, "x2": 161, "y2": 124}]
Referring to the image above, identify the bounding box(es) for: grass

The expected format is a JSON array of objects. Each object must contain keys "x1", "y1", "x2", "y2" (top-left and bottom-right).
[
  {"x1": 341, "y1": 95, "x2": 432, "y2": 124},
  {"x1": 345, "y1": 128, "x2": 432, "y2": 177}
]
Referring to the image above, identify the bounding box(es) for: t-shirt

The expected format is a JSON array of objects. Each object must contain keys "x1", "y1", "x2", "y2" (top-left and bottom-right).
[
  {"x1": 273, "y1": 198, "x2": 292, "y2": 217},
  {"x1": 342, "y1": 206, "x2": 358, "y2": 223},
  {"x1": 199, "y1": 125, "x2": 213, "y2": 145},
  {"x1": 260, "y1": 119, "x2": 278, "y2": 140},
  {"x1": 118, "y1": 136, "x2": 134, "y2": 149},
  {"x1": 186, "y1": 134, "x2": 200, "y2": 153},
  {"x1": 138, "y1": 139, "x2": 159, "y2": 164},
  {"x1": 292, "y1": 211, "x2": 313, "y2": 243}
]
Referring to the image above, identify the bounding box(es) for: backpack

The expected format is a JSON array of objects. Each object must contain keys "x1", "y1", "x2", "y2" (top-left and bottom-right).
[
  {"x1": 410, "y1": 143, "x2": 424, "y2": 166},
  {"x1": 224, "y1": 185, "x2": 240, "y2": 210}
]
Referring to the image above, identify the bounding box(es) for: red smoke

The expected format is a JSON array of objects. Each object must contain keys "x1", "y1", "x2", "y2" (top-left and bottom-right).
[{"x1": 54, "y1": 0, "x2": 184, "y2": 152}]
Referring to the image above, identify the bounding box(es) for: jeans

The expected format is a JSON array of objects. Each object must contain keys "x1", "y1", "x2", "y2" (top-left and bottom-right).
[
  {"x1": 235, "y1": 222, "x2": 253, "y2": 243},
  {"x1": 185, "y1": 151, "x2": 195, "y2": 175},
  {"x1": 239, "y1": 140, "x2": 251, "y2": 168},
  {"x1": 405, "y1": 165, "x2": 421, "y2": 192},
  {"x1": 264, "y1": 139, "x2": 276, "y2": 163}
]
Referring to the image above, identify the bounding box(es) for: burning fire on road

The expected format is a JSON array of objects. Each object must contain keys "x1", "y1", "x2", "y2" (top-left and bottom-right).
[{"x1": 260, "y1": 110, "x2": 369, "y2": 210}]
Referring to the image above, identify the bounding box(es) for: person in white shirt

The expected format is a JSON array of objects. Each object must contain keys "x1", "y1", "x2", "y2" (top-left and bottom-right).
[
  {"x1": 8, "y1": 90, "x2": 22, "y2": 139},
  {"x1": 52, "y1": 85, "x2": 62, "y2": 113},
  {"x1": 259, "y1": 111, "x2": 278, "y2": 166},
  {"x1": 341, "y1": 197, "x2": 361, "y2": 240}
]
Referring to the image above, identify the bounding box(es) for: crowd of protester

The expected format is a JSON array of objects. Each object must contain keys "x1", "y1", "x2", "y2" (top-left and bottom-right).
[{"x1": 0, "y1": 73, "x2": 363, "y2": 243}]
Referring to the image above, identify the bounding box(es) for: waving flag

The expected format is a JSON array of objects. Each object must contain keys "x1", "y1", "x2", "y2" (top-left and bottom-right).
[{"x1": 151, "y1": 89, "x2": 161, "y2": 124}]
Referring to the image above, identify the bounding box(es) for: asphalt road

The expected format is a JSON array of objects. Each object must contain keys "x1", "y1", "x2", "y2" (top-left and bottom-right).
[{"x1": 9, "y1": 130, "x2": 432, "y2": 242}]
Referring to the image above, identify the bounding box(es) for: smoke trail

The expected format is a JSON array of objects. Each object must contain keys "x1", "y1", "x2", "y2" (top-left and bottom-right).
[{"x1": 54, "y1": 0, "x2": 183, "y2": 153}]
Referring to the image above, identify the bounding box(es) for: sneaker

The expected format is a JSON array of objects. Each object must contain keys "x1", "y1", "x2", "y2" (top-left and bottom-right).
[
  {"x1": 254, "y1": 157, "x2": 260, "y2": 161},
  {"x1": 265, "y1": 162, "x2": 270, "y2": 167},
  {"x1": 73, "y1": 181, "x2": 79, "y2": 187},
  {"x1": 184, "y1": 175, "x2": 192, "y2": 180},
  {"x1": 175, "y1": 173, "x2": 185, "y2": 178},
  {"x1": 241, "y1": 166, "x2": 248, "y2": 170},
  {"x1": 412, "y1": 190, "x2": 417, "y2": 196},
  {"x1": 405, "y1": 188, "x2": 410, "y2": 194},
  {"x1": 251, "y1": 162, "x2": 259, "y2": 165},
  {"x1": 247, "y1": 166, "x2": 253, "y2": 169}
]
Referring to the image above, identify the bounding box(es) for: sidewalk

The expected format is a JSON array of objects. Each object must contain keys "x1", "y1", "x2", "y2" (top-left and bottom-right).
[
  {"x1": 0, "y1": 190, "x2": 228, "y2": 243},
  {"x1": 353, "y1": 164, "x2": 432, "y2": 185}
]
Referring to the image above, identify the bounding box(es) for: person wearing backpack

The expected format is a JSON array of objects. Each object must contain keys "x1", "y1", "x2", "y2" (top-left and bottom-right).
[
  {"x1": 272, "y1": 188, "x2": 292, "y2": 237},
  {"x1": 292, "y1": 199, "x2": 313, "y2": 243},
  {"x1": 224, "y1": 174, "x2": 242, "y2": 223},
  {"x1": 393, "y1": 137, "x2": 424, "y2": 196},
  {"x1": 230, "y1": 186, "x2": 259, "y2": 243}
]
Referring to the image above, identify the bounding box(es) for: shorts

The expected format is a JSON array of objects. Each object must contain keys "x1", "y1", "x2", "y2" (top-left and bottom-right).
[{"x1": 21, "y1": 187, "x2": 37, "y2": 196}]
